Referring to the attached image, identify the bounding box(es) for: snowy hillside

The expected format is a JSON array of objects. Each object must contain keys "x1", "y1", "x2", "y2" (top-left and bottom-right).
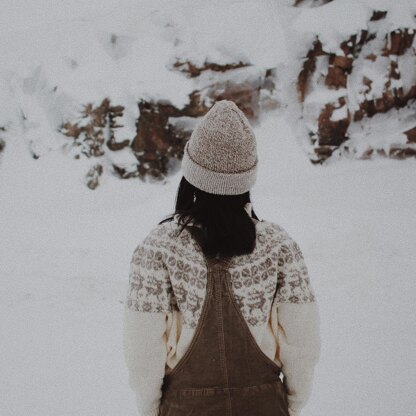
[
  {"x1": 0, "y1": 0, "x2": 287, "y2": 187},
  {"x1": 288, "y1": 0, "x2": 416, "y2": 162},
  {"x1": 1, "y1": 1, "x2": 416, "y2": 416},
  {"x1": 1, "y1": 0, "x2": 414, "y2": 188}
]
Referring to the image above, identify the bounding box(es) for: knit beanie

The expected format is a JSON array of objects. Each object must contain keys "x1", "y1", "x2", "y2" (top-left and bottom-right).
[{"x1": 181, "y1": 100, "x2": 258, "y2": 195}]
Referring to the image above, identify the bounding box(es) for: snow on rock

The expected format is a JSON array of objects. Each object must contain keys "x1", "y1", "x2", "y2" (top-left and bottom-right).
[
  {"x1": 294, "y1": 0, "x2": 416, "y2": 54},
  {"x1": 337, "y1": 105, "x2": 416, "y2": 159},
  {"x1": 293, "y1": 0, "x2": 372, "y2": 54},
  {"x1": 168, "y1": 1, "x2": 288, "y2": 68},
  {"x1": 2, "y1": 0, "x2": 413, "y2": 186},
  {"x1": 0, "y1": 0, "x2": 288, "y2": 188},
  {"x1": 291, "y1": 0, "x2": 416, "y2": 163}
]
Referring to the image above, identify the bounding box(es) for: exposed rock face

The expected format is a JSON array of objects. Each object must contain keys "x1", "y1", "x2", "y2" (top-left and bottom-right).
[
  {"x1": 297, "y1": 39, "x2": 326, "y2": 102},
  {"x1": 131, "y1": 99, "x2": 193, "y2": 179},
  {"x1": 317, "y1": 99, "x2": 350, "y2": 146},
  {"x1": 60, "y1": 98, "x2": 129, "y2": 158},
  {"x1": 131, "y1": 64, "x2": 277, "y2": 179},
  {"x1": 59, "y1": 98, "x2": 138, "y2": 182},
  {"x1": 85, "y1": 163, "x2": 103, "y2": 190},
  {"x1": 388, "y1": 125, "x2": 416, "y2": 159},
  {"x1": 56, "y1": 4, "x2": 416, "y2": 188},
  {"x1": 171, "y1": 60, "x2": 249, "y2": 78},
  {"x1": 0, "y1": 131, "x2": 5, "y2": 154},
  {"x1": 298, "y1": 11, "x2": 416, "y2": 163},
  {"x1": 59, "y1": 63, "x2": 278, "y2": 187},
  {"x1": 405, "y1": 126, "x2": 416, "y2": 143}
]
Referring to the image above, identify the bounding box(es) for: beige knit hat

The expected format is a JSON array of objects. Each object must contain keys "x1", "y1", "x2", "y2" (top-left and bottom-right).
[{"x1": 181, "y1": 100, "x2": 258, "y2": 195}]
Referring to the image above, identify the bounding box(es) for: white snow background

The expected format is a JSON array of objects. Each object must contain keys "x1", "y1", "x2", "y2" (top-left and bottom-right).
[{"x1": 0, "y1": 1, "x2": 415, "y2": 415}]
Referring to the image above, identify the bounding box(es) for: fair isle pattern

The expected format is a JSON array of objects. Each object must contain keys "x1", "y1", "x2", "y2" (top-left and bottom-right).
[{"x1": 126, "y1": 219, "x2": 316, "y2": 329}]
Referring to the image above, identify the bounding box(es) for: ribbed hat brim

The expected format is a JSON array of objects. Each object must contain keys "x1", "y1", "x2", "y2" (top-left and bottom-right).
[{"x1": 181, "y1": 141, "x2": 258, "y2": 195}]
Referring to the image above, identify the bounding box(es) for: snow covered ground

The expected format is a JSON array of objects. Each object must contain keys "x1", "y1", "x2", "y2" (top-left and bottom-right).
[{"x1": 1, "y1": 1, "x2": 416, "y2": 415}]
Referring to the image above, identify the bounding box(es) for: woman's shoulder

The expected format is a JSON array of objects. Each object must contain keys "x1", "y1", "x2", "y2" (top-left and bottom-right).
[
  {"x1": 261, "y1": 221, "x2": 316, "y2": 304},
  {"x1": 257, "y1": 219, "x2": 296, "y2": 245},
  {"x1": 138, "y1": 219, "x2": 178, "y2": 248},
  {"x1": 137, "y1": 217, "x2": 198, "y2": 254}
]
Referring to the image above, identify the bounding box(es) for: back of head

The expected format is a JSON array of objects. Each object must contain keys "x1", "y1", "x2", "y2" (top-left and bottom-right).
[
  {"x1": 181, "y1": 99, "x2": 258, "y2": 195},
  {"x1": 160, "y1": 100, "x2": 260, "y2": 258}
]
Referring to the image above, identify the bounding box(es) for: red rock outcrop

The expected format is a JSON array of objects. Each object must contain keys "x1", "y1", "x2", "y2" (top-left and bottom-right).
[
  {"x1": 85, "y1": 163, "x2": 103, "y2": 190},
  {"x1": 131, "y1": 64, "x2": 277, "y2": 179},
  {"x1": 60, "y1": 98, "x2": 129, "y2": 159},
  {"x1": 297, "y1": 11, "x2": 416, "y2": 163},
  {"x1": 171, "y1": 60, "x2": 249, "y2": 78},
  {"x1": 59, "y1": 62, "x2": 277, "y2": 187}
]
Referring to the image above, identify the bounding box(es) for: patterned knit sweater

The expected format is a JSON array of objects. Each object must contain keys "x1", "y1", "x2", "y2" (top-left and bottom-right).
[{"x1": 123, "y1": 210, "x2": 321, "y2": 416}]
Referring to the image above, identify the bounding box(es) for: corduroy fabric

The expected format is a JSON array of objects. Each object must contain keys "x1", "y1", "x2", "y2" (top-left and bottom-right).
[
  {"x1": 160, "y1": 253, "x2": 290, "y2": 416},
  {"x1": 181, "y1": 100, "x2": 258, "y2": 195}
]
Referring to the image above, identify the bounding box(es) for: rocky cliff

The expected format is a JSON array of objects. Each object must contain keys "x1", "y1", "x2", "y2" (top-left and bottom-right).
[
  {"x1": 294, "y1": 0, "x2": 416, "y2": 162},
  {"x1": 0, "y1": 0, "x2": 414, "y2": 188}
]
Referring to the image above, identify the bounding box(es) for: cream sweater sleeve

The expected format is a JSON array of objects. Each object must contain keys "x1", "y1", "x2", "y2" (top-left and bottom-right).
[
  {"x1": 123, "y1": 307, "x2": 167, "y2": 416},
  {"x1": 272, "y1": 232, "x2": 321, "y2": 416},
  {"x1": 122, "y1": 236, "x2": 174, "y2": 416}
]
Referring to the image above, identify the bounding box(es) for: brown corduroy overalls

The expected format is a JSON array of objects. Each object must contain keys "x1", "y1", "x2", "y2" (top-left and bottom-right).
[{"x1": 160, "y1": 248, "x2": 290, "y2": 416}]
